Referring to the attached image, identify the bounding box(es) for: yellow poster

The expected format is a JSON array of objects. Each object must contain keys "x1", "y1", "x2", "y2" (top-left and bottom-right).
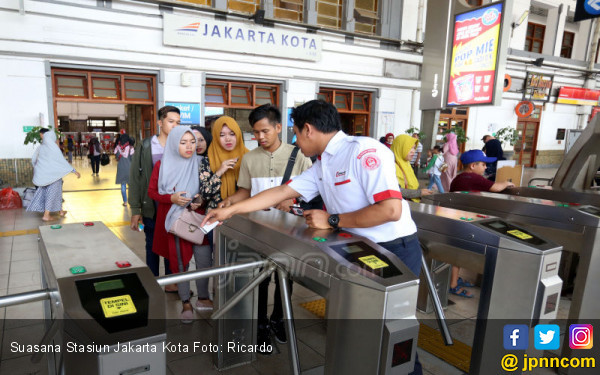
[{"x1": 100, "y1": 294, "x2": 137, "y2": 318}]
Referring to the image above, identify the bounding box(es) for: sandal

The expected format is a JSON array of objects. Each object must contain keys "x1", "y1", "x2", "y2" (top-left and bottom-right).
[
  {"x1": 180, "y1": 301, "x2": 194, "y2": 324},
  {"x1": 457, "y1": 277, "x2": 475, "y2": 288},
  {"x1": 59, "y1": 210, "x2": 68, "y2": 217},
  {"x1": 449, "y1": 286, "x2": 473, "y2": 298}
]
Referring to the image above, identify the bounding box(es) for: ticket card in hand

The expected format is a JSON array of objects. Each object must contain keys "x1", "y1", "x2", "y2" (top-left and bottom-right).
[{"x1": 200, "y1": 220, "x2": 219, "y2": 234}]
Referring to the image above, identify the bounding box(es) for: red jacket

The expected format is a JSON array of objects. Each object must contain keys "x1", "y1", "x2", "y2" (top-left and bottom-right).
[{"x1": 148, "y1": 160, "x2": 194, "y2": 274}]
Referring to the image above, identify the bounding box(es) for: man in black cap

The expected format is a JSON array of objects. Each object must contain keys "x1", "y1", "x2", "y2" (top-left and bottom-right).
[{"x1": 481, "y1": 135, "x2": 505, "y2": 181}]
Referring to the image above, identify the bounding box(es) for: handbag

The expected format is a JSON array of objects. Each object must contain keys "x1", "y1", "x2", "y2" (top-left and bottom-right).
[
  {"x1": 100, "y1": 153, "x2": 110, "y2": 166},
  {"x1": 439, "y1": 163, "x2": 449, "y2": 173},
  {"x1": 168, "y1": 208, "x2": 206, "y2": 245}
]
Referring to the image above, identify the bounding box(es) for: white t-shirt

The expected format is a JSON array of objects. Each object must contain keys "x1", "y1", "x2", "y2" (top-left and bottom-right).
[{"x1": 288, "y1": 131, "x2": 417, "y2": 243}]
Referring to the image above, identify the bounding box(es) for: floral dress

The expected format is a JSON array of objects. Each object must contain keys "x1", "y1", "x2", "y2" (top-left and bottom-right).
[{"x1": 198, "y1": 156, "x2": 222, "y2": 210}]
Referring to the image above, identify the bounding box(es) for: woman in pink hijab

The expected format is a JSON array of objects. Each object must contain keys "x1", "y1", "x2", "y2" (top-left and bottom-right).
[{"x1": 441, "y1": 133, "x2": 459, "y2": 192}]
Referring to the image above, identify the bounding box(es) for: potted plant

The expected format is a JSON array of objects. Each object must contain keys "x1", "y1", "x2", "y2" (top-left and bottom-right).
[
  {"x1": 494, "y1": 126, "x2": 519, "y2": 160},
  {"x1": 441, "y1": 125, "x2": 469, "y2": 145},
  {"x1": 24, "y1": 126, "x2": 62, "y2": 146},
  {"x1": 404, "y1": 126, "x2": 427, "y2": 142}
]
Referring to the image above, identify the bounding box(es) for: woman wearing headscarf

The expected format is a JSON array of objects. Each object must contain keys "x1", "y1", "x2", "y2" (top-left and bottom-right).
[
  {"x1": 27, "y1": 128, "x2": 81, "y2": 221},
  {"x1": 391, "y1": 135, "x2": 432, "y2": 201},
  {"x1": 147, "y1": 126, "x2": 201, "y2": 323},
  {"x1": 441, "y1": 133, "x2": 459, "y2": 192},
  {"x1": 114, "y1": 134, "x2": 134, "y2": 206},
  {"x1": 207, "y1": 116, "x2": 249, "y2": 208},
  {"x1": 384, "y1": 133, "x2": 394, "y2": 148},
  {"x1": 188, "y1": 125, "x2": 231, "y2": 311},
  {"x1": 191, "y1": 125, "x2": 212, "y2": 157}
]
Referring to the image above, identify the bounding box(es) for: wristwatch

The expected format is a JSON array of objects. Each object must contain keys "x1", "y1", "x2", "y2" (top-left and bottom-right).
[{"x1": 327, "y1": 214, "x2": 340, "y2": 229}]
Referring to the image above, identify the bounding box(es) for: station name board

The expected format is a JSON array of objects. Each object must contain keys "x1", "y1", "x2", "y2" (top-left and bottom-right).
[
  {"x1": 163, "y1": 14, "x2": 322, "y2": 62},
  {"x1": 447, "y1": 2, "x2": 504, "y2": 106}
]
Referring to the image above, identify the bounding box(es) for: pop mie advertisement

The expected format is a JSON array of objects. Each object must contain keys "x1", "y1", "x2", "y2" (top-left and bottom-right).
[{"x1": 447, "y1": 3, "x2": 503, "y2": 106}]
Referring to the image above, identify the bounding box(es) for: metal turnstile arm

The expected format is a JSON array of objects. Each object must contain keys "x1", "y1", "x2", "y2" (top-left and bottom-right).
[
  {"x1": 277, "y1": 269, "x2": 301, "y2": 375},
  {"x1": 211, "y1": 264, "x2": 277, "y2": 320},
  {"x1": 0, "y1": 289, "x2": 51, "y2": 308},
  {"x1": 156, "y1": 260, "x2": 268, "y2": 286},
  {"x1": 420, "y1": 252, "x2": 453, "y2": 346}
]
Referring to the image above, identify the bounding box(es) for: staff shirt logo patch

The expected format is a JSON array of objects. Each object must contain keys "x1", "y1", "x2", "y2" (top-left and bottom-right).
[
  {"x1": 362, "y1": 154, "x2": 381, "y2": 171},
  {"x1": 357, "y1": 148, "x2": 377, "y2": 159},
  {"x1": 335, "y1": 171, "x2": 346, "y2": 178}
]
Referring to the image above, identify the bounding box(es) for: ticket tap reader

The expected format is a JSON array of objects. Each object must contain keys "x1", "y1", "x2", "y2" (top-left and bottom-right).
[
  {"x1": 408, "y1": 202, "x2": 563, "y2": 374},
  {"x1": 38, "y1": 222, "x2": 166, "y2": 375},
  {"x1": 213, "y1": 209, "x2": 421, "y2": 375}
]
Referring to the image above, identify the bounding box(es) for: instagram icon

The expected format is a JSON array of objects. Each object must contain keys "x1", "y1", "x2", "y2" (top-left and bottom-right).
[{"x1": 569, "y1": 324, "x2": 593, "y2": 349}]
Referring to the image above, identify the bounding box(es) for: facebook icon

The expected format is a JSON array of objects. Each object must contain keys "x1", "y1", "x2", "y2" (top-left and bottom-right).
[{"x1": 503, "y1": 325, "x2": 529, "y2": 350}]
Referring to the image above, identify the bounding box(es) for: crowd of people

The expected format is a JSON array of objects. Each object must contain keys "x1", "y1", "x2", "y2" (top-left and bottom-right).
[{"x1": 28, "y1": 100, "x2": 514, "y2": 375}]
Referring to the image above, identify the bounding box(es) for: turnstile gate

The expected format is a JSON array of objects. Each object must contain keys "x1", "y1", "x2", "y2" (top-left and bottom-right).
[
  {"x1": 505, "y1": 186, "x2": 600, "y2": 209},
  {"x1": 409, "y1": 202, "x2": 562, "y2": 374},
  {"x1": 423, "y1": 192, "x2": 600, "y2": 370},
  {"x1": 213, "y1": 209, "x2": 421, "y2": 375},
  {"x1": 38, "y1": 222, "x2": 167, "y2": 375}
]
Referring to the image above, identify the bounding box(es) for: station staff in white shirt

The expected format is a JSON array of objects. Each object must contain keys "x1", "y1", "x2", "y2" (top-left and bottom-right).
[
  {"x1": 202, "y1": 99, "x2": 423, "y2": 374},
  {"x1": 202, "y1": 99, "x2": 423, "y2": 279}
]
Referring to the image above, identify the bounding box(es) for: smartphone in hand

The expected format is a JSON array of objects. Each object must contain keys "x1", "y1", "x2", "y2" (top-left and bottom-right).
[{"x1": 289, "y1": 206, "x2": 304, "y2": 216}]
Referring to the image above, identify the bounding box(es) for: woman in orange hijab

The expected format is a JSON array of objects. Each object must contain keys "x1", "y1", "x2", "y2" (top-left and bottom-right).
[{"x1": 207, "y1": 116, "x2": 249, "y2": 205}]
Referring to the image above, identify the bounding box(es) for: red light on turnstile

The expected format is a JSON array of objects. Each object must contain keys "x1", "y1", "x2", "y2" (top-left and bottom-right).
[
  {"x1": 338, "y1": 233, "x2": 352, "y2": 238},
  {"x1": 116, "y1": 261, "x2": 131, "y2": 268},
  {"x1": 476, "y1": 214, "x2": 488, "y2": 218},
  {"x1": 83, "y1": 222, "x2": 94, "y2": 226},
  {"x1": 392, "y1": 339, "x2": 413, "y2": 367}
]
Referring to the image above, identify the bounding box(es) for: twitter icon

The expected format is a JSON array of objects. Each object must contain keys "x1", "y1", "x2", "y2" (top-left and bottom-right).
[{"x1": 535, "y1": 324, "x2": 560, "y2": 350}]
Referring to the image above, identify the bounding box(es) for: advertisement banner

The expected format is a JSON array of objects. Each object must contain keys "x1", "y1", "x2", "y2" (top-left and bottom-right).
[
  {"x1": 164, "y1": 14, "x2": 322, "y2": 62},
  {"x1": 447, "y1": 2, "x2": 503, "y2": 106}
]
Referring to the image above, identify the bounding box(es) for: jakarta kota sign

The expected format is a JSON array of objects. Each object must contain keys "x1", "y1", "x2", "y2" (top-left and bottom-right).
[
  {"x1": 163, "y1": 14, "x2": 322, "y2": 62},
  {"x1": 447, "y1": 2, "x2": 504, "y2": 106}
]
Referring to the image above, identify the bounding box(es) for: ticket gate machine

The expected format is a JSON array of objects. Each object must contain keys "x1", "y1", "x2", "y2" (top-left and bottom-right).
[
  {"x1": 38, "y1": 222, "x2": 167, "y2": 375},
  {"x1": 213, "y1": 209, "x2": 420, "y2": 375},
  {"x1": 505, "y1": 186, "x2": 600, "y2": 208},
  {"x1": 423, "y1": 192, "x2": 600, "y2": 368},
  {"x1": 408, "y1": 202, "x2": 562, "y2": 374}
]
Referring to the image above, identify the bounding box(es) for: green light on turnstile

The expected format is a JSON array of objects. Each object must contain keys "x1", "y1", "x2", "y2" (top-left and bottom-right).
[
  {"x1": 312, "y1": 237, "x2": 327, "y2": 242},
  {"x1": 460, "y1": 191, "x2": 469, "y2": 193},
  {"x1": 50, "y1": 225, "x2": 62, "y2": 229},
  {"x1": 70, "y1": 266, "x2": 87, "y2": 274}
]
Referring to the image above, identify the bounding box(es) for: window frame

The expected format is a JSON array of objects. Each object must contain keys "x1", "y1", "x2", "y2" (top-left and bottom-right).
[
  {"x1": 560, "y1": 31, "x2": 574, "y2": 59},
  {"x1": 525, "y1": 22, "x2": 545, "y2": 53}
]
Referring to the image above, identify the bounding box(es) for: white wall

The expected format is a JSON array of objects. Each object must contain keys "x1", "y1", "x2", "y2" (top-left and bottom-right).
[
  {"x1": 163, "y1": 70, "x2": 204, "y2": 105},
  {"x1": 377, "y1": 88, "x2": 418, "y2": 138},
  {"x1": 0, "y1": 57, "x2": 50, "y2": 159},
  {"x1": 537, "y1": 103, "x2": 578, "y2": 150}
]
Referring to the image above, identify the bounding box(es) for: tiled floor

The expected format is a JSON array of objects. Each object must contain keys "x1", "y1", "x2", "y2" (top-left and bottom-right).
[{"x1": 0, "y1": 165, "x2": 570, "y2": 374}]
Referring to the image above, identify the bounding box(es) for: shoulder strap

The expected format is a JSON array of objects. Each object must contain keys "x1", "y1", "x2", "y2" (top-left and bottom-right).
[
  {"x1": 138, "y1": 137, "x2": 152, "y2": 175},
  {"x1": 281, "y1": 147, "x2": 300, "y2": 185}
]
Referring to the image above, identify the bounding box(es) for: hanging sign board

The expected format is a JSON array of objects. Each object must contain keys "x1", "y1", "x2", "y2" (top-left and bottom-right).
[
  {"x1": 574, "y1": 0, "x2": 600, "y2": 22},
  {"x1": 523, "y1": 72, "x2": 553, "y2": 102},
  {"x1": 557, "y1": 87, "x2": 600, "y2": 106},
  {"x1": 166, "y1": 102, "x2": 201, "y2": 125},
  {"x1": 447, "y1": 2, "x2": 504, "y2": 106}
]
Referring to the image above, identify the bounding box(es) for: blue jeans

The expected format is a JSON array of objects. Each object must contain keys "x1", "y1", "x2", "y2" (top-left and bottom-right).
[
  {"x1": 121, "y1": 183, "x2": 127, "y2": 204},
  {"x1": 143, "y1": 217, "x2": 172, "y2": 277},
  {"x1": 379, "y1": 233, "x2": 423, "y2": 375},
  {"x1": 427, "y1": 174, "x2": 445, "y2": 193}
]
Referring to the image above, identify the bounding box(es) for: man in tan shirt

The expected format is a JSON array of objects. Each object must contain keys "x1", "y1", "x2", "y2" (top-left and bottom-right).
[{"x1": 219, "y1": 104, "x2": 312, "y2": 353}]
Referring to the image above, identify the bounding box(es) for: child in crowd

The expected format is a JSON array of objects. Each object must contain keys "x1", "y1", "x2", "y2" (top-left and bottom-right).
[
  {"x1": 423, "y1": 146, "x2": 445, "y2": 193},
  {"x1": 448, "y1": 150, "x2": 515, "y2": 298}
]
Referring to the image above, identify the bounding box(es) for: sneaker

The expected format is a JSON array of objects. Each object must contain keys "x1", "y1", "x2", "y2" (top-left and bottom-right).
[
  {"x1": 257, "y1": 325, "x2": 273, "y2": 355},
  {"x1": 194, "y1": 299, "x2": 213, "y2": 312},
  {"x1": 270, "y1": 318, "x2": 287, "y2": 344}
]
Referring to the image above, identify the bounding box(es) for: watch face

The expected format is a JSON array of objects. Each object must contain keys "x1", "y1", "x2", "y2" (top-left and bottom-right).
[{"x1": 328, "y1": 214, "x2": 339, "y2": 227}]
